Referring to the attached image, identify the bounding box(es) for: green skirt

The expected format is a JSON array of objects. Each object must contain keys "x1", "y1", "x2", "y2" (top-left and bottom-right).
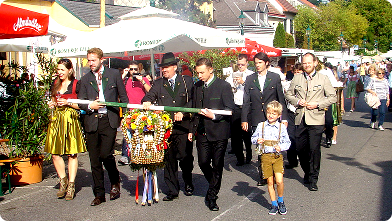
[
  {"x1": 45, "y1": 107, "x2": 86, "y2": 155},
  {"x1": 346, "y1": 81, "x2": 358, "y2": 99}
]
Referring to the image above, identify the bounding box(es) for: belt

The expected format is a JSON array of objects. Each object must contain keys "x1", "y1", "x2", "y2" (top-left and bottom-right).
[
  {"x1": 96, "y1": 113, "x2": 108, "y2": 118},
  {"x1": 262, "y1": 140, "x2": 279, "y2": 146}
]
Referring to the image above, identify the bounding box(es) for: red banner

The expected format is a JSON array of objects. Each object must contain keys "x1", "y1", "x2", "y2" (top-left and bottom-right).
[{"x1": 0, "y1": 4, "x2": 49, "y2": 39}]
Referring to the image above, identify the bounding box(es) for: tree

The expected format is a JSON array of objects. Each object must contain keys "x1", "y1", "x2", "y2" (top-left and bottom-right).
[
  {"x1": 285, "y1": 33, "x2": 295, "y2": 48},
  {"x1": 273, "y1": 23, "x2": 287, "y2": 48},
  {"x1": 156, "y1": 0, "x2": 214, "y2": 27}
]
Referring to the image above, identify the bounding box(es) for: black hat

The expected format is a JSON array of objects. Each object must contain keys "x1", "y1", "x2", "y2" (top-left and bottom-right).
[{"x1": 158, "y1": 52, "x2": 179, "y2": 67}]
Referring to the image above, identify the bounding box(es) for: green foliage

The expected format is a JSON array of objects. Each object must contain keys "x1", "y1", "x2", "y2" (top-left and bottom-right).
[
  {"x1": 156, "y1": 0, "x2": 214, "y2": 26},
  {"x1": 1, "y1": 54, "x2": 56, "y2": 158},
  {"x1": 178, "y1": 49, "x2": 239, "y2": 80},
  {"x1": 285, "y1": 33, "x2": 295, "y2": 48},
  {"x1": 293, "y1": 2, "x2": 368, "y2": 51},
  {"x1": 273, "y1": 23, "x2": 287, "y2": 48}
]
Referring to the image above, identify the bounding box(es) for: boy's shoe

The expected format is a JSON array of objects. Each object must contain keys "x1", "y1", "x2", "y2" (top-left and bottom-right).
[
  {"x1": 379, "y1": 125, "x2": 385, "y2": 131},
  {"x1": 332, "y1": 140, "x2": 337, "y2": 145},
  {"x1": 370, "y1": 122, "x2": 376, "y2": 129},
  {"x1": 268, "y1": 205, "x2": 278, "y2": 215},
  {"x1": 278, "y1": 202, "x2": 287, "y2": 215}
]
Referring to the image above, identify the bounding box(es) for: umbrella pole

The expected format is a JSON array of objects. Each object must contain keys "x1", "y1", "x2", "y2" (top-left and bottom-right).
[{"x1": 150, "y1": 51, "x2": 155, "y2": 80}]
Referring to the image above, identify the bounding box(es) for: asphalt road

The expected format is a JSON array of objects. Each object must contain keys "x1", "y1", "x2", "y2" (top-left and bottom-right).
[{"x1": 1, "y1": 93, "x2": 392, "y2": 221}]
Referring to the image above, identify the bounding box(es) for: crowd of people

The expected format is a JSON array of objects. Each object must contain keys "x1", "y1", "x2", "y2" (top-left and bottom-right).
[{"x1": 45, "y1": 47, "x2": 391, "y2": 216}]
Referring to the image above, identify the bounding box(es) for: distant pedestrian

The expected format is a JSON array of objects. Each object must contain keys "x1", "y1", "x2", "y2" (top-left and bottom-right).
[{"x1": 344, "y1": 66, "x2": 359, "y2": 112}]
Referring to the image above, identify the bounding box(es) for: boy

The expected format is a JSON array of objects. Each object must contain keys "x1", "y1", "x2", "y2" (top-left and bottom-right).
[{"x1": 251, "y1": 101, "x2": 291, "y2": 215}]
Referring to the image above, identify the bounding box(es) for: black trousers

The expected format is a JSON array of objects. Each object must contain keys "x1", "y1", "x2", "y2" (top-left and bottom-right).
[
  {"x1": 85, "y1": 116, "x2": 120, "y2": 198},
  {"x1": 196, "y1": 134, "x2": 228, "y2": 200},
  {"x1": 324, "y1": 106, "x2": 333, "y2": 141},
  {"x1": 164, "y1": 132, "x2": 194, "y2": 196},
  {"x1": 295, "y1": 118, "x2": 324, "y2": 184},
  {"x1": 286, "y1": 111, "x2": 298, "y2": 166},
  {"x1": 231, "y1": 105, "x2": 252, "y2": 164}
]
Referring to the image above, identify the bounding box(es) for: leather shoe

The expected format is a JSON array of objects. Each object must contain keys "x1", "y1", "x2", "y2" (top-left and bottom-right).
[
  {"x1": 184, "y1": 185, "x2": 194, "y2": 196},
  {"x1": 208, "y1": 199, "x2": 219, "y2": 211},
  {"x1": 309, "y1": 183, "x2": 318, "y2": 191},
  {"x1": 110, "y1": 182, "x2": 121, "y2": 200},
  {"x1": 90, "y1": 196, "x2": 106, "y2": 206},
  {"x1": 162, "y1": 195, "x2": 178, "y2": 201},
  {"x1": 257, "y1": 179, "x2": 267, "y2": 186}
]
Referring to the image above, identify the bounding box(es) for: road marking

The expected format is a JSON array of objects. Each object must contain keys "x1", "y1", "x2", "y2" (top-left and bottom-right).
[
  {"x1": 0, "y1": 188, "x2": 51, "y2": 206},
  {"x1": 211, "y1": 190, "x2": 260, "y2": 221}
]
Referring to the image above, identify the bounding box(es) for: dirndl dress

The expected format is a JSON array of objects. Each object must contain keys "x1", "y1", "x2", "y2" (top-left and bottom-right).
[
  {"x1": 44, "y1": 80, "x2": 86, "y2": 155},
  {"x1": 346, "y1": 74, "x2": 359, "y2": 99}
]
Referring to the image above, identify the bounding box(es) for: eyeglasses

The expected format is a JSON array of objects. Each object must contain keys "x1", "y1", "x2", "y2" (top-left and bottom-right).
[{"x1": 129, "y1": 68, "x2": 138, "y2": 71}]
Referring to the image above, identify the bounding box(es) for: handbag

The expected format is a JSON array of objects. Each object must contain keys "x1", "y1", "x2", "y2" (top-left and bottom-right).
[
  {"x1": 364, "y1": 92, "x2": 381, "y2": 109},
  {"x1": 356, "y1": 79, "x2": 364, "y2": 93}
]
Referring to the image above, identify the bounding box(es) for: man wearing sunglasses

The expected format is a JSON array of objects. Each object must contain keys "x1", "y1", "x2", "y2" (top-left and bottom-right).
[{"x1": 118, "y1": 61, "x2": 151, "y2": 165}]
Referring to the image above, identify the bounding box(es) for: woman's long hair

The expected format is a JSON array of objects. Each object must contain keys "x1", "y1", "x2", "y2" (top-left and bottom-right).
[{"x1": 51, "y1": 58, "x2": 75, "y2": 98}]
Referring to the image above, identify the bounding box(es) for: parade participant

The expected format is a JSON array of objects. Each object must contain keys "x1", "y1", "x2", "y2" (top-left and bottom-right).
[
  {"x1": 366, "y1": 69, "x2": 390, "y2": 130},
  {"x1": 118, "y1": 61, "x2": 151, "y2": 165},
  {"x1": 45, "y1": 59, "x2": 86, "y2": 200},
  {"x1": 283, "y1": 63, "x2": 303, "y2": 169},
  {"x1": 241, "y1": 52, "x2": 288, "y2": 186},
  {"x1": 78, "y1": 48, "x2": 129, "y2": 206},
  {"x1": 188, "y1": 57, "x2": 235, "y2": 211},
  {"x1": 343, "y1": 66, "x2": 359, "y2": 112},
  {"x1": 142, "y1": 52, "x2": 194, "y2": 201},
  {"x1": 285, "y1": 53, "x2": 336, "y2": 191},
  {"x1": 251, "y1": 101, "x2": 291, "y2": 215},
  {"x1": 225, "y1": 54, "x2": 253, "y2": 166}
]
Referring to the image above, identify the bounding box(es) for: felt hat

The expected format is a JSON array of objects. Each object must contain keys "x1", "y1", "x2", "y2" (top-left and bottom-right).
[{"x1": 158, "y1": 52, "x2": 179, "y2": 67}]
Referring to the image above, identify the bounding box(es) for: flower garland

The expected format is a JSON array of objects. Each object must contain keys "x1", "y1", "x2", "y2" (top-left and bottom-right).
[{"x1": 121, "y1": 109, "x2": 173, "y2": 171}]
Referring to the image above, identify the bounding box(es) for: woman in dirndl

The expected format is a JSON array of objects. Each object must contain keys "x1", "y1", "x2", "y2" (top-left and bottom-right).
[
  {"x1": 344, "y1": 66, "x2": 359, "y2": 112},
  {"x1": 45, "y1": 59, "x2": 86, "y2": 200}
]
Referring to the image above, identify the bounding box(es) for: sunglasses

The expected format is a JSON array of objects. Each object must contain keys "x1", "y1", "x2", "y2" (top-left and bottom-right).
[{"x1": 129, "y1": 68, "x2": 138, "y2": 71}]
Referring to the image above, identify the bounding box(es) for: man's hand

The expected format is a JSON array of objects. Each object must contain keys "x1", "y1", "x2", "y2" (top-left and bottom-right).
[
  {"x1": 200, "y1": 108, "x2": 214, "y2": 119},
  {"x1": 188, "y1": 133, "x2": 193, "y2": 142},
  {"x1": 306, "y1": 101, "x2": 318, "y2": 110},
  {"x1": 143, "y1": 102, "x2": 151, "y2": 110},
  {"x1": 234, "y1": 76, "x2": 244, "y2": 85},
  {"x1": 174, "y1": 112, "x2": 183, "y2": 121},
  {"x1": 241, "y1": 122, "x2": 248, "y2": 132},
  {"x1": 89, "y1": 99, "x2": 105, "y2": 110},
  {"x1": 275, "y1": 145, "x2": 281, "y2": 153},
  {"x1": 298, "y1": 99, "x2": 307, "y2": 107},
  {"x1": 257, "y1": 138, "x2": 265, "y2": 144}
]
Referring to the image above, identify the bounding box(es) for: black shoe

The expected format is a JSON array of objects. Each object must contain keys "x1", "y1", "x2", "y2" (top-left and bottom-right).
[
  {"x1": 285, "y1": 164, "x2": 297, "y2": 169},
  {"x1": 162, "y1": 195, "x2": 178, "y2": 201},
  {"x1": 236, "y1": 161, "x2": 244, "y2": 166},
  {"x1": 184, "y1": 185, "x2": 194, "y2": 196},
  {"x1": 326, "y1": 139, "x2": 332, "y2": 148},
  {"x1": 309, "y1": 183, "x2": 318, "y2": 191},
  {"x1": 109, "y1": 182, "x2": 121, "y2": 200},
  {"x1": 257, "y1": 179, "x2": 267, "y2": 186},
  {"x1": 208, "y1": 199, "x2": 219, "y2": 211},
  {"x1": 90, "y1": 196, "x2": 106, "y2": 206}
]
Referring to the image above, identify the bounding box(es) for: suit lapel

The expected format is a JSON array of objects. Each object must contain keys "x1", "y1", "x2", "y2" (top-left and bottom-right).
[
  {"x1": 88, "y1": 72, "x2": 99, "y2": 93},
  {"x1": 163, "y1": 78, "x2": 175, "y2": 98},
  {"x1": 264, "y1": 72, "x2": 272, "y2": 89},
  {"x1": 252, "y1": 74, "x2": 261, "y2": 91},
  {"x1": 102, "y1": 69, "x2": 109, "y2": 92},
  {"x1": 173, "y1": 75, "x2": 182, "y2": 96}
]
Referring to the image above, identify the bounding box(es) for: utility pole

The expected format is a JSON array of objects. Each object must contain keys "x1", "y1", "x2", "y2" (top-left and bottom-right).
[{"x1": 100, "y1": 0, "x2": 105, "y2": 28}]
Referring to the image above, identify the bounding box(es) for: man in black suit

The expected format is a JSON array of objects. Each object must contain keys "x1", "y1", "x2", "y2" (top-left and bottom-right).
[
  {"x1": 241, "y1": 52, "x2": 288, "y2": 186},
  {"x1": 188, "y1": 58, "x2": 235, "y2": 211},
  {"x1": 78, "y1": 48, "x2": 129, "y2": 206},
  {"x1": 142, "y1": 52, "x2": 194, "y2": 201}
]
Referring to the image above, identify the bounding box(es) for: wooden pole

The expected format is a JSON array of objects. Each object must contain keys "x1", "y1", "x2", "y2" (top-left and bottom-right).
[{"x1": 100, "y1": 0, "x2": 105, "y2": 28}]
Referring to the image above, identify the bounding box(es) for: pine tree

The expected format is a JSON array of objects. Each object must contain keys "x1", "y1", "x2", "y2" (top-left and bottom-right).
[{"x1": 273, "y1": 23, "x2": 287, "y2": 48}]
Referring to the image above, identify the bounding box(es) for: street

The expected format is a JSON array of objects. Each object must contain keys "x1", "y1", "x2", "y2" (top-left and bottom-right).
[{"x1": 1, "y1": 94, "x2": 392, "y2": 221}]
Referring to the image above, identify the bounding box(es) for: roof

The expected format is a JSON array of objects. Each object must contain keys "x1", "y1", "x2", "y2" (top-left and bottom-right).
[
  {"x1": 275, "y1": 0, "x2": 297, "y2": 13},
  {"x1": 253, "y1": 0, "x2": 284, "y2": 17},
  {"x1": 298, "y1": 0, "x2": 317, "y2": 9},
  {"x1": 55, "y1": 0, "x2": 139, "y2": 27}
]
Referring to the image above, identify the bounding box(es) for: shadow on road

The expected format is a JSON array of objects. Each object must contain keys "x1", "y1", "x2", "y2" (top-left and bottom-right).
[{"x1": 231, "y1": 181, "x2": 269, "y2": 209}]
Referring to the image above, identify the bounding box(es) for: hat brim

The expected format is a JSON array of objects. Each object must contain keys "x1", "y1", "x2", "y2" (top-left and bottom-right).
[{"x1": 158, "y1": 58, "x2": 179, "y2": 67}]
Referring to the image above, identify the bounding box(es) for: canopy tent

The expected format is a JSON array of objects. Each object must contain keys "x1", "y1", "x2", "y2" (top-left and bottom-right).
[
  {"x1": 50, "y1": 8, "x2": 245, "y2": 58},
  {"x1": 0, "y1": 3, "x2": 49, "y2": 39},
  {"x1": 222, "y1": 38, "x2": 282, "y2": 58}
]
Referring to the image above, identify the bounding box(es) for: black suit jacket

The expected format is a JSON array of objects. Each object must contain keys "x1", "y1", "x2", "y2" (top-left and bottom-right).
[
  {"x1": 78, "y1": 67, "x2": 129, "y2": 132},
  {"x1": 191, "y1": 77, "x2": 235, "y2": 141},
  {"x1": 142, "y1": 74, "x2": 194, "y2": 134},
  {"x1": 242, "y1": 71, "x2": 287, "y2": 127}
]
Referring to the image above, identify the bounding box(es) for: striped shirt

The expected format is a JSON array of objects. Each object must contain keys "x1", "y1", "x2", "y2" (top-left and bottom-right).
[
  {"x1": 251, "y1": 121, "x2": 291, "y2": 153},
  {"x1": 365, "y1": 78, "x2": 389, "y2": 100}
]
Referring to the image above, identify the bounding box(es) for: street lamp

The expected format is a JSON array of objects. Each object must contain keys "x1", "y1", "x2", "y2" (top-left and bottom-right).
[
  {"x1": 375, "y1": 39, "x2": 378, "y2": 54},
  {"x1": 238, "y1": 11, "x2": 245, "y2": 36},
  {"x1": 306, "y1": 25, "x2": 311, "y2": 49},
  {"x1": 340, "y1": 31, "x2": 344, "y2": 52},
  {"x1": 363, "y1": 37, "x2": 367, "y2": 52}
]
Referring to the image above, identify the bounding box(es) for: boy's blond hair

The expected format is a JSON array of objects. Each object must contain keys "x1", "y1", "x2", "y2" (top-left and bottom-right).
[{"x1": 266, "y1": 100, "x2": 283, "y2": 115}]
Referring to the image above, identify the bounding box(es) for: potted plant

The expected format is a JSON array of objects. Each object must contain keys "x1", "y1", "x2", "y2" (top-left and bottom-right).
[{"x1": 0, "y1": 54, "x2": 55, "y2": 185}]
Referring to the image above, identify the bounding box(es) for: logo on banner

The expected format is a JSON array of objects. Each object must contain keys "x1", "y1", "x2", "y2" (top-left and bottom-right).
[
  {"x1": 13, "y1": 17, "x2": 43, "y2": 33},
  {"x1": 226, "y1": 38, "x2": 245, "y2": 45},
  {"x1": 134, "y1": 39, "x2": 162, "y2": 48}
]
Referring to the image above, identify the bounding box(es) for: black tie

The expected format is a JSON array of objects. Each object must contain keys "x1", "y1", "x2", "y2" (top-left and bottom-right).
[{"x1": 169, "y1": 79, "x2": 175, "y2": 90}]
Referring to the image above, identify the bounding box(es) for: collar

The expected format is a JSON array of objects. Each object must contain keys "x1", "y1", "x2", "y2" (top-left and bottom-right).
[
  {"x1": 168, "y1": 74, "x2": 177, "y2": 82},
  {"x1": 205, "y1": 74, "x2": 216, "y2": 87},
  {"x1": 304, "y1": 70, "x2": 317, "y2": 79},
  {"x1": 265, "y1": 120, "x2": 279, "y2": 128},
  {"x1": 93, "y1": 65, "x2": 104, "y2": 75}
]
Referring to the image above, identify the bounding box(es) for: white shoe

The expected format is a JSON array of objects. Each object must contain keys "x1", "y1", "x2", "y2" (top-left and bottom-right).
[
  {"x1": 370, "y1": 122, "x2": 376, "y2": 129},
  {"x1": 379, "y1": 125, "x2": 385, "y2": 131},
  {"x1": 332, "y1": 140, "x2": 337, "y2": 145}
]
